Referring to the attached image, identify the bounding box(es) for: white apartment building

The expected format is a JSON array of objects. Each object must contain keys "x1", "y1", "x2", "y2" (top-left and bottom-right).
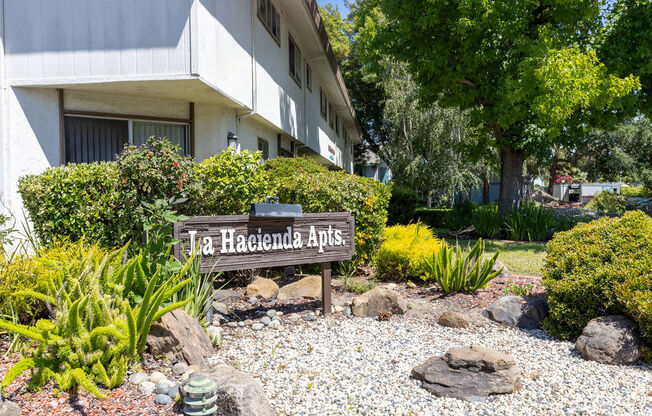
[{"x1": 0, "y1": 0, "x2": 361, "y2": 217}]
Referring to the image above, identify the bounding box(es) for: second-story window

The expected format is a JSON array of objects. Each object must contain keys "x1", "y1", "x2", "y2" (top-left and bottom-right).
[
  {"x1": 335, "y1": 114, "x2": 340, "y2": 137},
  {"x1": 289, "y1": 35, "x2": 302, "y2": 86},
  {"x1": 258, "y1": 0, "x2": 280, "y2": 44},
  {"x1": 306, "y1": 64, "x2": 313, "y2": 92},
  {"x1": 320, "y1": 88, "x2": 328, "y2": 121},
  {"x1": 328, "y1": 102, "x2": 335, "y2": 129}
]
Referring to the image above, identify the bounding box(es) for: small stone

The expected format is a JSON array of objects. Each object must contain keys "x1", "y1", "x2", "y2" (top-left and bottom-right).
[
  {"x1": 385, "y1": 283, "x2": 398, "y2": 290},
  {"x1": 168, "y1": 385, "x2": 180, "y2": 399},
  {"x1": 248, "y1": 296, "x2": 258, "y2": 304},
  {"x1": 244, "y1": 319, "x2": 253, "y2": 326},
  {"x1": 227, "y1": 322, "x2": 238, "y2": 328},
  {"x1": 304, "y1": 313, "x2": 316, "y2": 321},
  {"x1": 276, "y1": 311, "x2": 284, "y2": 316},
  {"x1": 407, "y1": 281, "x2": 417, "y2": 288},
  {"x1": 266, "y1": 309, "x2": 277, "y2": 318},
  {"x1": 49, "y1": 400, "x2": 58, "y2": 409},
  {"x1": 139, "y1": 381, "x2": 156, "y2": 395},
  {"x1": 247, "y1": 277, "x2": 280, "y2": 299},
  {"x1": 213, "y1": 302, "x2": 229, "y2": 316},
  {"x1": 276, "y1": 325, "x2": 285, "y2": 331},
  {"x1": 334, "y1": 305, "x2": 344, "y2": 313},
  {"x1": 252, "y1": 323, "x2": 264, "y2": 331},
  {"x1": 172, "y1": 362, "x2": 188, "y2": 376},
  {"x1": 343, "y1": 307, "x2": 351, "y2": 316},
  {"x1": 156, "y1": 380, "x2": 174, "y2": 395},
  {"x1": 129, "y1": 372, "x2": 148, "y2": 385},
  {"x1": 155, "y1": 393, "x2": 172, "y2": 405},
  {"x1": 438, "y1": 311, "x2": 471, "y2": 329},
  {"x1": 261, "y1": 316, "x2": 272, "y2": 325},
  {"x1": 211, "y1": 319, "x2": 221, "y2": 327},
  {"x1": 149, "y1": 372, "x2": 167, "y2": 384},
  {"x1": 272, "y1": 316, "x2": 280, "y2": 322},
  {"x1": 213, "y1": 289, "x2": 242, "y2": 303},
  {"x1": 268, "y1": 320, "x2": 280, "y2": 328},
  {"x1": 238, "y1": 321, "x2": 245, "y2": 327}
]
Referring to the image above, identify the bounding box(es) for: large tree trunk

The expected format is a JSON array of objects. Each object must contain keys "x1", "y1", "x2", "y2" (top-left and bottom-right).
[
  {"x1": 498, "y1": 145, "x2": 527, "y2": 215},
  {"x1": 482, "y1": 172, "x2": 490, "y2": 204}
]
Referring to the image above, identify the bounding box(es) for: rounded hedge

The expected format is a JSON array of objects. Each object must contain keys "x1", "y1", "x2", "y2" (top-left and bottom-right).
[{"x1": 542, "y1": 211, "x2": 652, "y2": 342}]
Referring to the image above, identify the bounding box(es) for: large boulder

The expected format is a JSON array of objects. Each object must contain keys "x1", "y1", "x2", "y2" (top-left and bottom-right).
[
  {"x1": 411, "y1": 344, "x2": 521, "y2": 402},
  {"x1": 184, "y1": 365, "x2": 274, "y2": 416},
  {"x1": 575, "y1": 315, "x2": 641, "y2": 365},
  {"x1": 147, "y1": 309, "x2": 215, "y2": 365},
  {"x1": 351, "y1": 287, "x2": 408, "y2": 318},
  {"x1": 0, "y1": 400, "x2": 20, "y2": 416},
  {"x1": 246, "y1": 277, "x2": 279, "y2": 299},
  {"x1": 278, "y1": 275, "x2": 322, "y2": 300},
  {"x1": 485, "y1": 296, "x2": 548, "y2": 329}
]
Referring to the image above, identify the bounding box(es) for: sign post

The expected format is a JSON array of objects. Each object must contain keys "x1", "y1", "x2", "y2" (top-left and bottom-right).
[{"x1": 173, "y1": 212, "x2": 355, "y2": 316}]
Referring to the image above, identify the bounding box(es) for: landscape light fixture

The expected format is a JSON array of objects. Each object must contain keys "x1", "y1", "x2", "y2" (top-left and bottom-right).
[{"x1": 227, "y1": 131, "x2": 239, "y2": 150}]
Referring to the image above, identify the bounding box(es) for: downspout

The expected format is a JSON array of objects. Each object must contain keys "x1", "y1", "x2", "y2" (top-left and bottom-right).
[
  {"x1": 236, "y1": 0, "x2": 258, "y2": 135},
  {"x1": 0, "y1": 0, "x2": 6, "y2": 214}
]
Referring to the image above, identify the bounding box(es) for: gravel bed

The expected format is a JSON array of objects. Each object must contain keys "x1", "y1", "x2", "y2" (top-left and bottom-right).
[{"x1": 216, "y1": 315, "x2": 652, "y2": 416}]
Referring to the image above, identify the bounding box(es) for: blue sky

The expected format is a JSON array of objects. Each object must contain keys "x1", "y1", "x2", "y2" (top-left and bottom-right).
[{"x1": 318, "y1": 0, "x2": 350, "y2": 16}]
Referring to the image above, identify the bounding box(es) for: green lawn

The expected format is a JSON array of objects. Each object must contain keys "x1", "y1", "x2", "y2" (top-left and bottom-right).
[{"x1": 444, "y1": 238, "x2": 547, "y2": 276}]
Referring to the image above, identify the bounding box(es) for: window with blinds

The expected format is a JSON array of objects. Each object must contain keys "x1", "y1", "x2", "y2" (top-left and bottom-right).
[{"x1": 64, "y1": 116, "x2": 190, "y2": 164}]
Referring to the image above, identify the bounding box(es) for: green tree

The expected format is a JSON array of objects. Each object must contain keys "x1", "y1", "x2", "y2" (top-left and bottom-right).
[
  {"x1": 357, "y1": 0, "x2": 639, "y2": 214},
  {"x1": 599, "y1": 0, "x2": 652, "y2": 117},
  {"x1": 381, "y1": 64, "x2": 478, "y2": 207}
]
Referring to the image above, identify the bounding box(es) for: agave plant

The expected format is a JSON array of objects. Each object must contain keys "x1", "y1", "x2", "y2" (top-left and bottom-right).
[
  {"x1": 423, "y1": 239, "x2": 503, "y2": 293},
  {"x1": 0, "y1": 245, "x2": 194, "y2": 397}
]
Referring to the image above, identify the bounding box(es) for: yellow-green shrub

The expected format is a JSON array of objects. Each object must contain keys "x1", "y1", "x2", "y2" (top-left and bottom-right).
[
  {"x1": 543, "y1": 211, "x2": 652, "y2": 341},
  {"x1": 376, "y1": 224, "x2": 443, "y2": 281}
]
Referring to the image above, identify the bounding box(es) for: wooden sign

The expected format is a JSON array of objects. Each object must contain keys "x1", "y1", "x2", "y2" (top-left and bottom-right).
[{"x1": 173, "y1": 212, "x2": 355, "y2": 273}]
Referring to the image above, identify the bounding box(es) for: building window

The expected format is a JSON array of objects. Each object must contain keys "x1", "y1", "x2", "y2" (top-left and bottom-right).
[
  {"x1": 289, "y1": 35, "x2": 302, "y2": 86},
  {"x1": 258, "y1": 0, "x2": 280, "y2": 44},
  {"x1": 64, "y1": 116, "x2": 189, "y2": 164},
  {"x1": 306, "y1": 64, "x2": 312, "y2": 92},
  {"x1": 320, "y1": 88, "x2": 328, "y2": 120},
  {"x1": 335, "y1": 114, "x2": 340, "y2": 137},
  {"x1": 328, "y1": 102, "x2": 334, "y2": 129},
  {"x1": 258, "y1": 138, "x2": 269, "y2": 160},
  {"x1": 278, "y1": 135, "x2": 295, "y2": 158}
]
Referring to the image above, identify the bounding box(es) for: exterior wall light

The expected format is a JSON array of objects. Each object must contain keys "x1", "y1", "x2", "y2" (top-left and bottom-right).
[{"x1": 227, "y1": 131, "x2": 239, "y2": 150}]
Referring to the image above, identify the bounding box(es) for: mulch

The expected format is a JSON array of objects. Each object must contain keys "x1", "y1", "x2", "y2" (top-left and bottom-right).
[{"x1": 0, "y1": 342, "x2": 182, "y2": 416}]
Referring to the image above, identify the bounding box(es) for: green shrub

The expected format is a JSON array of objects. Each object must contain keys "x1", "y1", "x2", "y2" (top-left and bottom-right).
[
  {"x1": 387, "y1": 186, "x2": 418, "y2": 225},
  {"x1": 116, "y1": 138, "x2": 202, "y2": 243},
  {"x1": 505, "y1": 201, "x2": 555, "y2": 241},
  {"x1": 0, "y1": 245, "x2": 193, "y2": 397},
  {"x1": 621, "y1": 185, "x2": 652, "y2": 198},
  {"x1": 267, "y1": 157, "x2": 390, "y2": 263},
  {"x1": 376, "y1": 224, "x2": 443, "y2": 281},
  {"x1": 196, "y1": 150, "x2": 270, "y2": 215},
  {"x1": 18, "y1": 163, "x2": 123, "y2": 247},
  {"x1": 412, "y1": 208, "x2": 451, "y2": 229},
  {"x1": 423, "y1": 239, "x2": 502, "y2": 293},
  {"x1": 444, "y1": 200, "x2": 475, "y2": 231},
  {"x1": 471, "y1": 204, "x2": 502, "y2": 239},
  {"x1": 542, "y1": 211, "x2": 652, "y2": 341},
  {"x1": 584, "y1": 191, "x2": 626, "y2": 214}
]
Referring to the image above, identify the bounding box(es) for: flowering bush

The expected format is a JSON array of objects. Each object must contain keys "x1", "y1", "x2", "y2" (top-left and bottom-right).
[{"x1": 376, "y1": 223, "x2": 442, "y2": 281}]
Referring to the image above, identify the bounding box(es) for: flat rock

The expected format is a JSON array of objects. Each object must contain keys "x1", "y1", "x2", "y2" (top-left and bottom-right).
[
  {"x1": 485, "y1": 296, "x2": 548, "y2": 329},
  {"x1": 246, "y1": 277, "x2": 280, "y2": 299},
  {"x1": 278, "y1": 275, "x2": 322, "y2": 300},
  {"x1": 411, "y1": 345, "x2": 521, "y2": 401},
  {"x1": 351, "y1": 287, "x2": 408, "y2": 318},
  {"x1": 438, "y1": 311, "x2": 471, "y2": 329},
  {"x1": 213, "y1": 289, "x2": 242, "y2": 304},
  {"x1": 576, "y1": 315, "x2": 641, "y2": 365},
  {"x1": 147, "y1": 309, "x2": 215, "y2": 365},
  {"x1": 0, "y1": 401, "x2": 20, "y2": 416},
  {"x1": 185, "y1": 365, "x2": 274, "y2": 416}
]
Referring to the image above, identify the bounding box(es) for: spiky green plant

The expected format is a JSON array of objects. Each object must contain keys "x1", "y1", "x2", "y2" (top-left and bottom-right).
[
  {"x1": 423, "y1": 239, "x2": 503, "y2": 293},
  {"x1": 0, "y1": 245, "x2": 194, "y2": 397}
]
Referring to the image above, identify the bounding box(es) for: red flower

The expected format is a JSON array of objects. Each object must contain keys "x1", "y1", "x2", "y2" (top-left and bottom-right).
[{"x1": 173, "y1": 162, "x2": 179, "y2": 167}]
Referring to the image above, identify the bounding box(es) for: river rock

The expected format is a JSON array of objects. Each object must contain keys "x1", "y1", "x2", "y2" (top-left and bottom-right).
[
  {"x1": 185, "y1": 365, "x2": 274, "y2": 416},
  {"x1": 147, "y1": 309, "x2": 215, "y2": 365},
  {"x1": 129, "y1": 372, "x2": 148, "y2": 385},
  {"x1": 139, "y1": 381, "x2": 156, "y2": 395},
  {"x1": 278, "y1": 275, "x2": 322, "y2": 300},
  {"x1": 485, "y1": 296, "x2": 548, "y2": 329},
  {"x1": 411, "y1": 344, "x2": 521, "y2": 401},
  {"x1": 438, "y1": 311, "x2": 471, "y2": 329},
  {"x1": 351, "y1": 287, "x2": 408, "y2": 318},
  {"x1": 576, "y1": 315, "x2": 641, "y2": 365},
  {"x1": 246, "y1": 277, "x2": 280, "y2": 299}
]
